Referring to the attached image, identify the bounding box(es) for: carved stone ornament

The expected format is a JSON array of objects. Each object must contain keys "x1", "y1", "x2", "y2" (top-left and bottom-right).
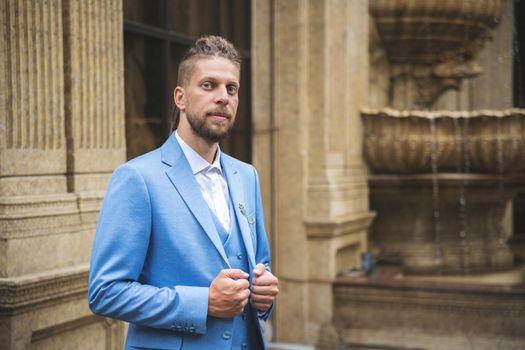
[{"x1": 370, "y1": 0, "x2": 504, "y2": 108}]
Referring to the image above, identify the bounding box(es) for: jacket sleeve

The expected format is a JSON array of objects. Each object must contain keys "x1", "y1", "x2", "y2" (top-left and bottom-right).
[
  {"x1": 87, "y1": 164, "x2": 208, "y2": 334},
  {"x1": 252, "y1": 166, "x2": 275, "y2": 321}
]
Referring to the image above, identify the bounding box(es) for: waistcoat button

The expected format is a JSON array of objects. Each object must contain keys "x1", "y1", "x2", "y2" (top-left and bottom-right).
[{"x1": 222, "y1": 330, "x2": 232, "y2": 340}]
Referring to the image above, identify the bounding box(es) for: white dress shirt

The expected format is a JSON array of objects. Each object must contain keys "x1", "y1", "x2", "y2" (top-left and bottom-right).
[{"x1": 175, "y1": 131, "x2": 231, "y2": 231}]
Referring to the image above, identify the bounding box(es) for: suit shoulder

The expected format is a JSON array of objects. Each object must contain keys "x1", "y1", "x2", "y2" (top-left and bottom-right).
[
  {"x1": 111, "y1": 148, "x2": 162, "y2": 180},
  {"x1": 123, "y1": 147, "x2": 160, "y2": 169}
]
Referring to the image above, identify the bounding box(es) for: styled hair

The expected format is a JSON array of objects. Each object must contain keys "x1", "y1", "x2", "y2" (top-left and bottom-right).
[{"x1": 171, "y1": 36, "x2": 242, "y2": 132}]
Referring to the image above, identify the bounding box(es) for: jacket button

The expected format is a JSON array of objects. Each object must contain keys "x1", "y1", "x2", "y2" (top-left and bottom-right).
[
  {"x1": 242, "y1": 344, "x2": 248, "y2": 350},
  {"x1": 222, "y1": 330, "x2": 232, "y2": 340},
  {"x1": 237, "y1": 253, "x2": 243, "y2": 260}
]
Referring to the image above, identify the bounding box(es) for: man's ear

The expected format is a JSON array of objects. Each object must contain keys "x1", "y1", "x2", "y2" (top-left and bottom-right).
[{"x1": 174, "y1": 87, "x2": 185, "y2": 111}]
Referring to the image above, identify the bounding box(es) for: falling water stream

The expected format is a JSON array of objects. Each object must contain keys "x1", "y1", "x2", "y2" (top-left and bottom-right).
[
  {"x1": 496, "y1": 116, "x2": 507, "y2": 254},
  {"x1": 429, "y1": 117, "x2": 443, "y2": 271},
  {"x1": 452, "y1": 117, "x2": 467, "y2": 273},
  {"x1": 459, "y1": 117, "x2": 471, "y2": 273}
]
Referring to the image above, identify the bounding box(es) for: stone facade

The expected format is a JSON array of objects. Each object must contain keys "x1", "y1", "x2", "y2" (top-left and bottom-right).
[{"x1": 0, "y1": 0, "x2": 125, "y2": 348}]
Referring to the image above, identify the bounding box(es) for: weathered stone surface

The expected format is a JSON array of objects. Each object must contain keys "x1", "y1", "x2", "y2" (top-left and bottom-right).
[
  {"x1": 0, "y1": 0, "x2": 125, "y2": 348},
  {"x1": 0, "y1": 0, "x2": 66, "y2": 177},
  {"x1": 334, "y1": 272, "x2": 525, "y2": 350},
  {"x1": 369, "y1": 174, "x2": 523, "y2": 274},
  {"x1": 259, "y1": 0, "x2": 373, "y2": 345},
  {"x1": 63, "y1": 0, "x2": 126, "y2": 192}
]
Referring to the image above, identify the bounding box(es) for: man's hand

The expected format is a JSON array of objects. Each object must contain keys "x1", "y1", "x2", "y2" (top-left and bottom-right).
[
  {"x1": 250, "y1": 263, "x2": 279, "y2": 313},
  {"x1": 208, "y1": 269, "x2": 250, "y2": 318}
]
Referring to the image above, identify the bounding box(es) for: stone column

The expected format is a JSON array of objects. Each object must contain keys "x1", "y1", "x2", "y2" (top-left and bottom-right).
[
  {"x1": 254, "y1": 0, "x2": 373, "y2": 346},
  {"x1": 0, "y1": 1, "x2": 125, "y2": 349},
  {"x1": 62, "y1": 0, "x2": 126, "y2": 235},
  {"x1": 0, "y1": 0, "x2": 72, "y2": 279}
]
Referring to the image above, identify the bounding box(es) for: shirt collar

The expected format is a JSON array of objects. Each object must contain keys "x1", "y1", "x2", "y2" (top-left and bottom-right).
[{"x1": 175, "y1": 131, "x2": 222, "y2": 175}]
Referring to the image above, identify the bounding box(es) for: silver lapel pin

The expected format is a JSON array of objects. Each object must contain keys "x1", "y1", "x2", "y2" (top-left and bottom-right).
[
  {"x1": 238, "y1": 203, "x2": 256, "y2": 224},
  {"x1": 238, "y1": 203, "x2": 247, "y2": 216}
]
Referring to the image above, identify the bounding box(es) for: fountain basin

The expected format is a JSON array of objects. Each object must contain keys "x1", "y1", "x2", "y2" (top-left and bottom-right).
[
  {"x1": 369, "y1": 174, "x2": 524, "y2": 274},
  {"x1": 362, "y1": 108, "x2": 525, "y2": 174},
  {"x1": 362, "y1": 109, "x2": 525, "y2": 274},
  {"x1": 370, "y1": 0, "x2": 503, "y2": 65}
]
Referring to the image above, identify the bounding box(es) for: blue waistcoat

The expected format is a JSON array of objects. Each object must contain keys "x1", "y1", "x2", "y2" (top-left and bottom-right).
[{"x1": 210, "y1": 200, "x2": 262, "y2": 350}]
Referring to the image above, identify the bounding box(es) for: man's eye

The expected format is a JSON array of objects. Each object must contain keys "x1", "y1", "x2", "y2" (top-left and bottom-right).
[
  {"x1": 201, "y1": 82, "x2": 213, "y2": 89},
  {"x1": 227, "y1": 85, "x2": 238, "y2": 95}
]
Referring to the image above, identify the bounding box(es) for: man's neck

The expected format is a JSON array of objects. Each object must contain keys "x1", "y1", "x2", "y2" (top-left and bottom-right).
[{"x1": 176, "y1": 127, "x2": 218, "y2": 164}]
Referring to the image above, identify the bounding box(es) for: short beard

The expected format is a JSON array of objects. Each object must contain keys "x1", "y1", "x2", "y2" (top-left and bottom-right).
[{"x1": 186, "y1": 111, "x2": 234, "y2": 143}]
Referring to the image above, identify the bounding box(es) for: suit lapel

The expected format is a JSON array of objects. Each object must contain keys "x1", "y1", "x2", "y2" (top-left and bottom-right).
[
  {"x1": 161, "y1": 134, "x2": 230, "y2": 267},
  {"x1": 221, "y1": 156, "x2": 256, "y2": 271}
]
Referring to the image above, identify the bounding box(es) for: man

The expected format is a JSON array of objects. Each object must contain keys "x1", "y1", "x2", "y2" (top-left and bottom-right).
[{"x1": 88, "y1": 36, "x2": 278, "y2": 350}]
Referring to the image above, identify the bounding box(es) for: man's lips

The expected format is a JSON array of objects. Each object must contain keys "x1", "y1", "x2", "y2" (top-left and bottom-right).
[{"x1": 206, "y1": 111, "x2": 231, "y2": 119}]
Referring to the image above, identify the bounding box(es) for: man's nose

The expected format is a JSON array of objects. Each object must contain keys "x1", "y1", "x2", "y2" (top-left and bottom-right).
[{"x1": 214, "y1": 86, "x2": 229, "y2": 105}]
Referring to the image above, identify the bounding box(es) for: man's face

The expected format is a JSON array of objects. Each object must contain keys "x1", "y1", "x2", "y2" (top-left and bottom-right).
[{"x1": 181, "y1": 56, "x2": 240, "y2": 143}]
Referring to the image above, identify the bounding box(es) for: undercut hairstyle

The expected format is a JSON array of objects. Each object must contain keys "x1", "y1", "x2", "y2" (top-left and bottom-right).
[{"x1": 171, "y1": 36, "x2": 242, "y2": 132}]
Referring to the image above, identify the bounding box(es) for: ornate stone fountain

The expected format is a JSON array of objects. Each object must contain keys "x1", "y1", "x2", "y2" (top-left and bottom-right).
[
  {"x1": 363, "y1": 108, "x2": 525, "y2": 274},
  {"x1": 327, "y1": 1, "x2": 525, "y2": 349},
  {"x1": 330, "y1": 108, "x2": 525, "y2": 350}
]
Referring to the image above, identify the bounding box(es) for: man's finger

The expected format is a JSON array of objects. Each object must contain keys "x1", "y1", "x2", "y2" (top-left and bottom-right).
[
  {"x1": 233, "y1": 278, "x2": 250, "y2": 290},
  {"x1": 251, "y1": 301, "x2": 272, "y2": 312},
  {"x1": 252, "y1": 263, "x2": 266, "y2": 277},
  {"x1": 252, "y1": 272, "x2": 278, "y2": 286},
  {"x1": 221, "y1": 269, "x2": 249, "y2": 280},
  {"x1": 251, "y1": 284, "x2": 279, "y2": 295},
  {"x1": 250, "y1": 293, "x2": 275, "y2": 304}
]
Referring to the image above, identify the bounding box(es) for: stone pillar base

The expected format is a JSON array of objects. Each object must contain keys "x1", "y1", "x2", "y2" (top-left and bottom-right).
[
  {"x1": 0, "y1": 266, "x2": 124, "y2": 350},
  {"x1": 334, "y1": 269, "x2": 525, "y2": 350}
]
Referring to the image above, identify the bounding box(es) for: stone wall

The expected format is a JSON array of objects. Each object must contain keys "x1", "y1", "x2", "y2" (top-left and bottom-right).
[
  {"x1": 0, "y1": 0, "x2": 126, "y2": 348},
  {"x1": 252, "y1": 0, "x2": 373, "y2": 346}
]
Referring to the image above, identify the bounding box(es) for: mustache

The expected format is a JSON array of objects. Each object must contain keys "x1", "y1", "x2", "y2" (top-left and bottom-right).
[{"x1": 206, "y1": 109, "x2": 232, "y2": 119}]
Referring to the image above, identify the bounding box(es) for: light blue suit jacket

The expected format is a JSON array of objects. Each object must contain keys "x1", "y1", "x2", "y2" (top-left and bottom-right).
[{"x1": 88, "y1": 133, "x2": 272, "y2": 349}]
